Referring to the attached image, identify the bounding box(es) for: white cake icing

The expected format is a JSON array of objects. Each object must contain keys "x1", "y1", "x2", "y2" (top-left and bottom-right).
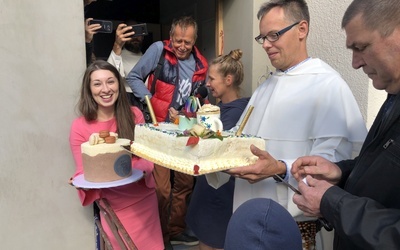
[
  {"x1": 131, "y1": 123, "x2": 265, "y2": 175},
  {"x1": 82, "y1": 139, "x2": 131, "y2": 156},
  {"x1": 197, "y1": 104, "x2": 220, "y2": 115}
]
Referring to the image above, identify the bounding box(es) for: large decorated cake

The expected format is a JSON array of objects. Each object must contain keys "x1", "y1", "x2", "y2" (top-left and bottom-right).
[
  {"x1": 131, "y1": 123, "x2": 265, "y2": 175},
  {"x1": 81, "y1": 131, "x2": 133, "y2": 182}
]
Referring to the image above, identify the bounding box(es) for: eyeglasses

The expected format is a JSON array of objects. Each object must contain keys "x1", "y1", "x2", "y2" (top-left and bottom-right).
[{"x1": 255, "y1": 22, "x2": 300, "y2": 44}]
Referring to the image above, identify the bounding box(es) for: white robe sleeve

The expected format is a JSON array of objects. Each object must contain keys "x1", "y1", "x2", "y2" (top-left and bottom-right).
[{"x1": 205, "y1": 172, "x2": 231, "y2": 189}]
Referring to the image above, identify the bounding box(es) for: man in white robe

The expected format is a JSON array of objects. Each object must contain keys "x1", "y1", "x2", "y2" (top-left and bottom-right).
[
  {"x1": 225, "y1": 58, "x2": 367, "y2": 216},
  {"x1": 207, "y1": 0, "x2": 367, "y2": 249}
]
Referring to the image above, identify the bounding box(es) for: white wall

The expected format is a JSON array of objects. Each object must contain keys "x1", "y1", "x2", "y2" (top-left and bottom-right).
[
  {"x1": 0, "y1": 0, "x2": 94, "y2": 249},
  {"x1": 306, "y1": 0, "x2": 386, "y2": 128},
  {"x1": 219, "y1": 0, "x2": 258, "y2": 98}
]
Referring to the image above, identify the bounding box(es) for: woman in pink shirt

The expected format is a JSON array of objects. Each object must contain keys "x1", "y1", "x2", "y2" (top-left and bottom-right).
[{"x1": 69, "y1": 60, "x2": 163, "y2": 249}]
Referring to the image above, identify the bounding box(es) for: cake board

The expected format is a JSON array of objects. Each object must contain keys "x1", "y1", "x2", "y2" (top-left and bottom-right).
[{"x1": 131, "y1": 142, "x2": 258, "y2": 176}]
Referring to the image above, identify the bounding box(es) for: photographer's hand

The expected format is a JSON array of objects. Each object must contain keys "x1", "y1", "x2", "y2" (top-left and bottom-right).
[
  {"x1": 226, "y1": 145, "x2": 286, "y2": 183},
  {"x1": 85, "y1": 18, "x2": 101, "y2": 43},
  {"x1": 113, "y1": 23, "x2": 135, "y2": 55}
]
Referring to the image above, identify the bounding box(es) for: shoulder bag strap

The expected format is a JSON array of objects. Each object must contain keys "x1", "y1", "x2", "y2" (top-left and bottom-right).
[{"x1": 150, "y1": 47, "x2": 166, "y2": 95}]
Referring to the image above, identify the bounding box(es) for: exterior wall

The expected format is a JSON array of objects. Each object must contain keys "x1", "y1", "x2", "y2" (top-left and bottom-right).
[
  {"x1": 306, "y1": 0, "x2": 386, "y2": 128},
  {"x1": 221, "y1": 0, "x2": 260, "y2": 99},
  {"x1": 0, "y1": 0, "x2": 94, "y2": 249}
]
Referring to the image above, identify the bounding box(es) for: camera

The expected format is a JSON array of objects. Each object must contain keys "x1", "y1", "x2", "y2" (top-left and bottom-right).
[
  {"x1": 89, "y1": 19, "x2": 113, "y2": 33},
  {"x1": 127, "y1": 23, "x2": 148, "y2": 37}
]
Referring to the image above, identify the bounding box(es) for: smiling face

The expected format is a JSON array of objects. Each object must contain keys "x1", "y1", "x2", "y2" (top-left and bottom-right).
[
  {"x1": 170, "y1": 25, "x2": 196, "y2": 60},
  {"x1": 259, "y1": 7, "x2": 308, "y2": 71},
  {"x1": 90, "y1": 69, "x2": 119, "y2": 111},
  {"x1": 345, "y1": 14, "x2": 400, "y2": 94}
]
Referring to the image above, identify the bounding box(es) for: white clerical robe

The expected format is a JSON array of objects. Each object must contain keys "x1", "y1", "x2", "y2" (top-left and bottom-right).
[{"x1": 207, "y1": 58, "x2": 367, "y2": 220}]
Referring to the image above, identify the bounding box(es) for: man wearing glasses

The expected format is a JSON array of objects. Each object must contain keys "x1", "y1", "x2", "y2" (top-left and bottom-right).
[{"x1": 206, "y1": 0, "x2": 367, "y2": 249}]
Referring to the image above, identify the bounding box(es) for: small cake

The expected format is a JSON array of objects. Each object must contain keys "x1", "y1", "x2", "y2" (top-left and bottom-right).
[
  {"x1": 197, "y1": 104, "x2": 220, "y2": 115},
  {"x1": 131, "y1": 123, "x2": 265, "y2": 175},
  {"x1": 196, "y1": 104, "x2": 223, "y2": 132},
  {"x1": 81, "y1": 132, "x2": 132, "y2": 182}
]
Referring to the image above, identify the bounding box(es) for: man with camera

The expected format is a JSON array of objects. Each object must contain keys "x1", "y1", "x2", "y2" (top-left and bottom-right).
[{"x1": 107, "y1": 20, "x2": 147, "y2": 107}]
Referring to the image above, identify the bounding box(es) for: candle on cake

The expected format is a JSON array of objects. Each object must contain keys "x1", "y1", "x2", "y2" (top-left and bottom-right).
[
  {"x1": 236, "y1": 105, "x2": 254, "y2": 136},
  {"x1": 145, "y1": 95, "x2": 158, "y2": 126}
]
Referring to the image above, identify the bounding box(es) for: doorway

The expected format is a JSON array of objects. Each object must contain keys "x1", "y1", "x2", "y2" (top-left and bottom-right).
[{"x1": 84, "y1": 0, "x2": 219, "y2": 62}]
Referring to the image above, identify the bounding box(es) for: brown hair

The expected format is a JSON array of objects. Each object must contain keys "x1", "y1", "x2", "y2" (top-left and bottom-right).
[
  {"x1": 78, "y1": 60, "x2": 136, "y2": 140},
  {"x1": 210, "y1": 49, "x2": 244, "y2": 95},
  {"x1": 257, "y1": 0, "x2": 310, "y2": 25}
]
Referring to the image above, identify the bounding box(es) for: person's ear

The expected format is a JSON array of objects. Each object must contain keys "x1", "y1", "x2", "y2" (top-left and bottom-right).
[
  {"x1": 225, "y1": 74, "x2": 233, "y2": 86},
  {"x1": 298, "y1": 20, "x2": 308, "y2": 39}
]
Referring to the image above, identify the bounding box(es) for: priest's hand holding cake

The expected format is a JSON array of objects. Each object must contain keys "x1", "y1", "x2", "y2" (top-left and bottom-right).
[
  {"x1": 225, "y1": 144, "x2": 287, "y2": 183},
  {"x1": 68, "y1": 60, "x2": 163, "y2": 250}
]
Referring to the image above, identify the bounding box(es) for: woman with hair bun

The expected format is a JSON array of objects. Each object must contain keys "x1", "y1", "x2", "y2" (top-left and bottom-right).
[{"x1": 186, "y1": 49, "x2": 250, "y2": 250}]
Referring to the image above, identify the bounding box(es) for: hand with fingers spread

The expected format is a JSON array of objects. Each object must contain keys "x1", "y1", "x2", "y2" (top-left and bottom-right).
[
  {"x1": 225, "y1": 145, "x2": 286, "y2": 183},
  {"x1": 291, "y1": 155, "x2": 342, "y2": 185},
  {"x1": 292, "y1": 175, "x2": 333, "y2": 217}
]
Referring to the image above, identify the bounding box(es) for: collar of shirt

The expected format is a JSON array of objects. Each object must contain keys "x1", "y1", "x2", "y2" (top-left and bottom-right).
[{"x1": 280, "y1": 57, "x2": 312, "y2": 73}]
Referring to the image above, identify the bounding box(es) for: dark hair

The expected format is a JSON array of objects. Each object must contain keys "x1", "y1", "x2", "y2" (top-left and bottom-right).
[
  {"x1": 210, "y1": 49, "x2": 244, "y2": 95},
  {"x1": 170, "y1": 16, "x2": 198, "y2": 40},
  {"x1": 125, "y1": 19, "x2": 138, "y2": 26},
  {"x1": 257, "y1": 0, "x2": 310, "y2": 26},
  {"x1": 342, "y1": 0, "x2": 400, "y2": 37},
  {"x1": 78, "y1": 60, "x2": 136, "y2": 140}
]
